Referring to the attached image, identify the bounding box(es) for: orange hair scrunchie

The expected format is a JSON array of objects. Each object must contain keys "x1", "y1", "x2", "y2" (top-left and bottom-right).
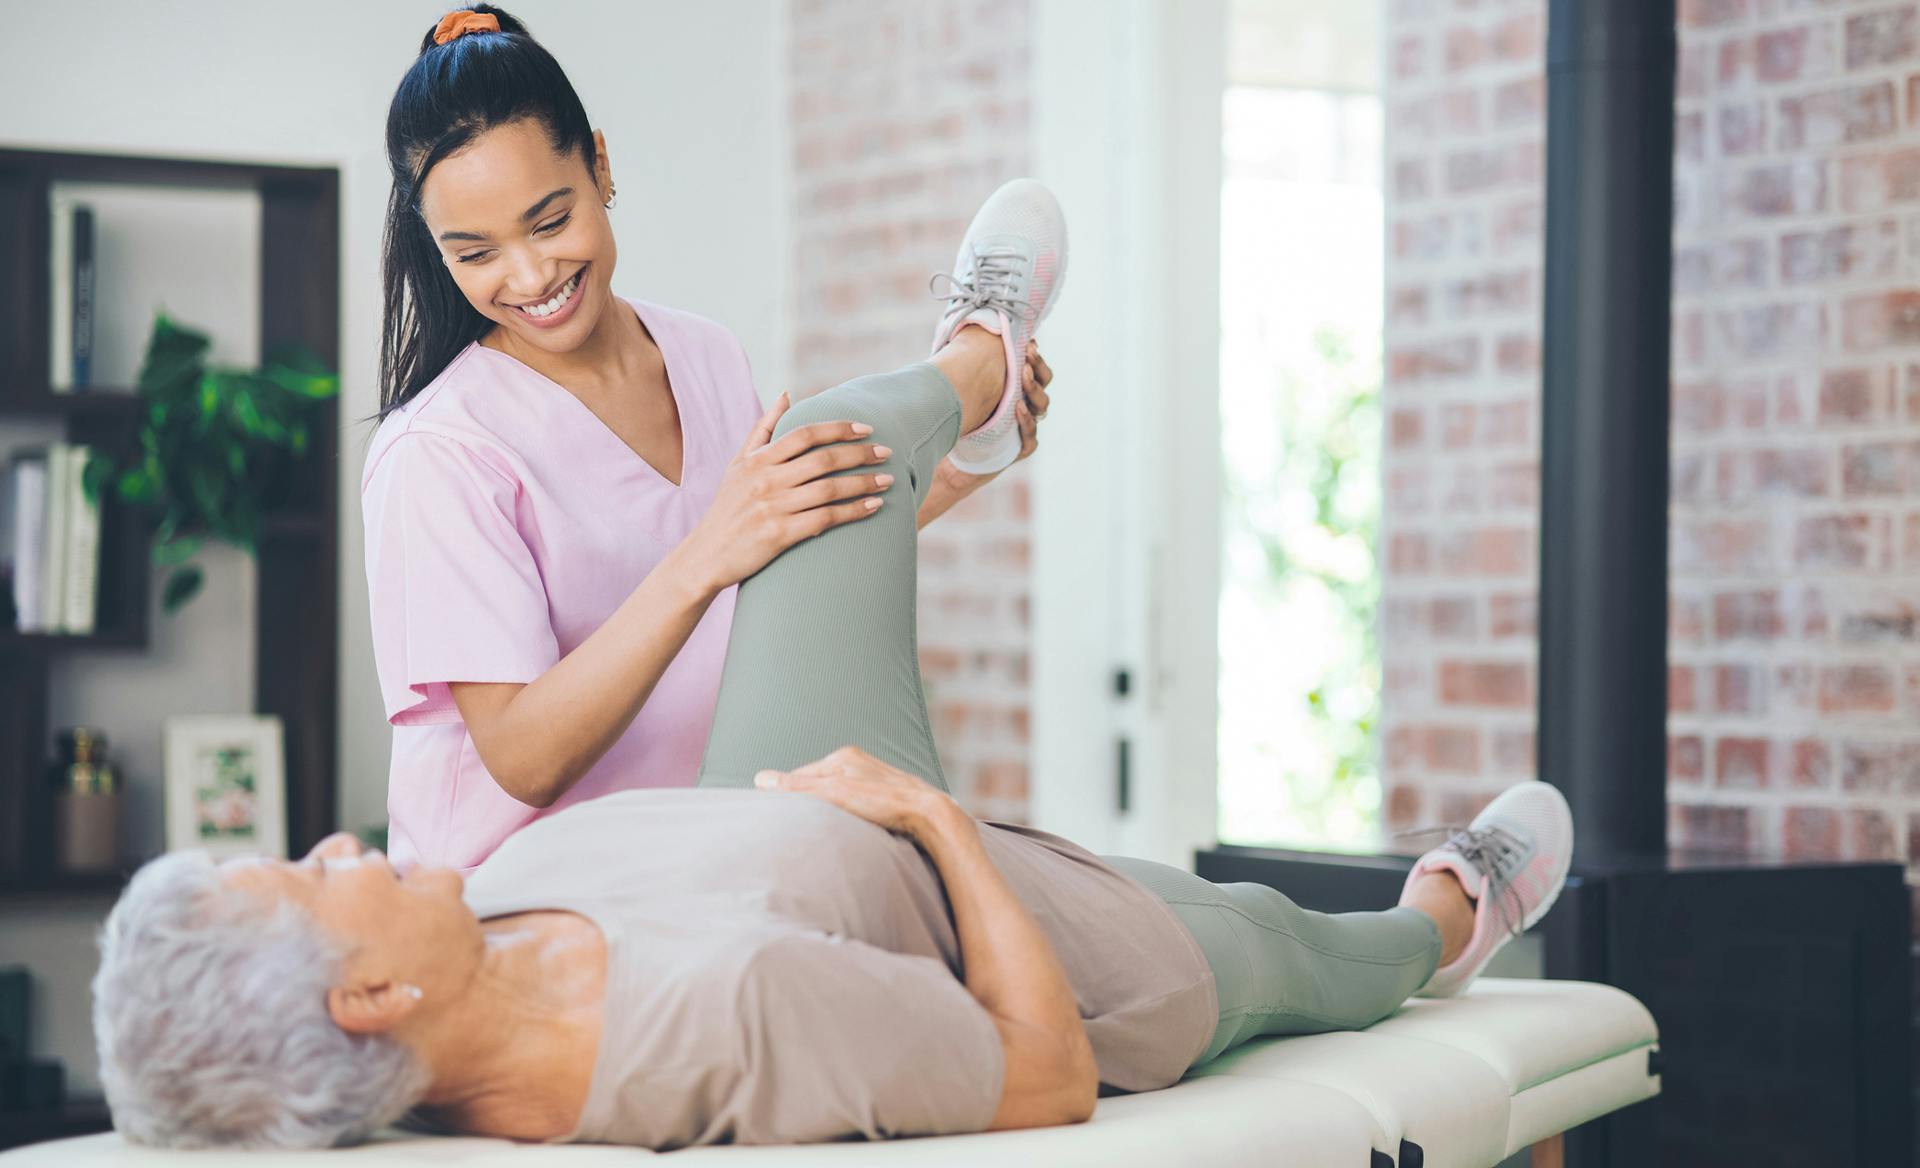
[{"x1": 433, "y1": 10, "x2": 500, "y2": 45}]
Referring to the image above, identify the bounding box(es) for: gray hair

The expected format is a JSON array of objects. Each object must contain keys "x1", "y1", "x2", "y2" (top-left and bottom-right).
[{"x1": 92, "y1": 850, "x2": 431, "y2": 1148}]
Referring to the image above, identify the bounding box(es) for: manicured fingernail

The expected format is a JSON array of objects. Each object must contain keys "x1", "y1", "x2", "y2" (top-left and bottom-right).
[
  {"x1": 852, "y1": 422, "x2": 873, "y2": 435},
  {"x1": 864, "y1": 498, "x2": 883, "y2": 510},
  {"x1": 876, "y1": 473, "x2": 895, "y2": 487},
  {"x1": 873, "y1": 445, "x2": 891, "y2": 458},
  {"x1": 754, "y1": 771, "x2": 777, "y2": 788}
]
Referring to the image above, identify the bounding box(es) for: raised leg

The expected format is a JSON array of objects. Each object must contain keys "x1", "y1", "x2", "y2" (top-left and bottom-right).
[{"x1": 696, "y1": 362, "x2": 966, "y2": 790}]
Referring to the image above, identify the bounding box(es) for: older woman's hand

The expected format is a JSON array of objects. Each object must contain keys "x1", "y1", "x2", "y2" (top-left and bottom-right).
[{"x1": 754, "y1": 746, "x2": 957, "y2": 838}]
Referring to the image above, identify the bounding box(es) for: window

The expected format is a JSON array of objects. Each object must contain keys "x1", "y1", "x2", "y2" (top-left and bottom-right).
[{"x1": 1217, "y1": 1, "x2": 1384, "y2": 850}]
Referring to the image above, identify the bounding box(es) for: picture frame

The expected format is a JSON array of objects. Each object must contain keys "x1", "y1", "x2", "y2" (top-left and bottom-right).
[{"x1": 162, "y1": 714, "x2": 287, "y2": 859}]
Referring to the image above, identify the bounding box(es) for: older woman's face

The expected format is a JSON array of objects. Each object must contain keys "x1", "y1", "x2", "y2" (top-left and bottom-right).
[
  {"x1": 223, "y1": 833, "x2": 480, "y2": 1005},
  {"x1": 416, "y1": 117, "x2": 619, "y2": 356}
]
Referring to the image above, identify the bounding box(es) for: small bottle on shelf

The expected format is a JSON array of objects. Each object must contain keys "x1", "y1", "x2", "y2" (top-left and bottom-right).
[{"x1": 46, "y1": 727, "x2": 120, "y2": 874}]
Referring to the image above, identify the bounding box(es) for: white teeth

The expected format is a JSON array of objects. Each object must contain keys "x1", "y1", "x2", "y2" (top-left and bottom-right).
[{"x1": 519, "y1": 271, "x2": 580, "y2": 318}]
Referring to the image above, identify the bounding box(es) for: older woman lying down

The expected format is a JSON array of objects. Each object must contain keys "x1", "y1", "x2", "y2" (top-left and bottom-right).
[{"x1": 91, "y1": 312, "x2": 1574, "y2": 1155}]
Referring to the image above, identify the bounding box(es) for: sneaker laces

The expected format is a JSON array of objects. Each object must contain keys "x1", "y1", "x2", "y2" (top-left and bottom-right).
[
  {"x1": 1392, "y1": 822, "x2": 1531, "y2": 942},
  {"x1": 929, "y1": 244, "x2": 1040, "y2": 327}
]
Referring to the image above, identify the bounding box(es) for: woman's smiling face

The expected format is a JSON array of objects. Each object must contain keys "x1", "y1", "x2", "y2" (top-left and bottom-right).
[{"x1": 416, "y1": 118, "x2": 617, "y2": 353}]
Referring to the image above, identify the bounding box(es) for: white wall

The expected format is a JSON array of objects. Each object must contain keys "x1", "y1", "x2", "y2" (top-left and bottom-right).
[
  {"x1": 0, "y1": 0, "x2": 787, "y2": 1092},
  {"x1": 1028, "y1": 0, "x2": 1224, "y2": 867}
]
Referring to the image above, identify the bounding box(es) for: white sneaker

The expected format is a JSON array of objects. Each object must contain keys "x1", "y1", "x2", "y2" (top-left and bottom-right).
[
  {"x1": 1398, "y1": 781, "x2": 1574, "y2": 998},
  {"x1": 928, "y1": 178, "x2": 1069, "y2": 475}
]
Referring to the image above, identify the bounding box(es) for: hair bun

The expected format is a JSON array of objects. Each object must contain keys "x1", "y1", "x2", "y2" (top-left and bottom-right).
[
  {"x1": 419, "y1": 5, "x2": 529, "y2": 55},
  {"x1": 433, "y1": 10, "x2": 498, "y2": 45}
]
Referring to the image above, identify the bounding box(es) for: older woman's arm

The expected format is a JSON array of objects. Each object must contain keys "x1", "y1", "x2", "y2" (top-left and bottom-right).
[
  {"x1": 758, "y1": 746, "x2": 1098, "y2": 1130},
  {"x1": 904, "y1": 795, "x2": 1099, "y2": 1130}
]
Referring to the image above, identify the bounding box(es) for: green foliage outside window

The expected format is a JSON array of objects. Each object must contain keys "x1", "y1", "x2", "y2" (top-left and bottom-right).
[{"x1": 1221, "y1": 323, "x2": 1381, "y2": 847}]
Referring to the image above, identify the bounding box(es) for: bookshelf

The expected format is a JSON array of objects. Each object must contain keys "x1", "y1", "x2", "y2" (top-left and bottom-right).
[
  {"x1": 0, "y1": 147, "x2": 341, "y2": 896},
  {"x1": 0, "y1": 1098, "x2": 112, "y2": 1152}
]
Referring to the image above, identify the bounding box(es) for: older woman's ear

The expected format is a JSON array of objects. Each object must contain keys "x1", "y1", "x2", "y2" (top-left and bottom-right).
[{"x1": 327, "y1": 979, "x2": 426, "y2": 1036}]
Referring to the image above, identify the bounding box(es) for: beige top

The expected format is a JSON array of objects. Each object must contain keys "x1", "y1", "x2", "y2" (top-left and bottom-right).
[{"x1": 458, "y1": 788, "x2": 1217, "y2": 1148}]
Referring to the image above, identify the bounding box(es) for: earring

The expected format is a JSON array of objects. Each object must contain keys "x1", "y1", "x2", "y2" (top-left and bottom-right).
[{"x1": 604, "y1": 185, "x2": 619, "y2": 209}]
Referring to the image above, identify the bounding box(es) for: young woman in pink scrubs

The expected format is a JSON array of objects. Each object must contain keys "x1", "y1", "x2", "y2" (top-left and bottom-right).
[{"x1": 359, "y1": 5, "x2": 1053, "y2": 873}]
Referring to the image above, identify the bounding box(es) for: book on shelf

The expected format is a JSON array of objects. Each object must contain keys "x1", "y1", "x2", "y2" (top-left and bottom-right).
[
  {"x1": 62, "y1": 445, "x2": 101, "y2": 635},
  {"x1": 40, "y1": 446, "x2": 68, "y2": 629},
  {"x1": 48, "y1": 194, "x2": 96, "y2": 393},
  {"x1": 72, "y1": 204, "x2": 95, "y2": 389},
  {"x1": 7, "y1": 453, "x2": 47, "y2": 631},
  {"x1": 6, "y1": 443, "x2": 101, "y2": 635}
]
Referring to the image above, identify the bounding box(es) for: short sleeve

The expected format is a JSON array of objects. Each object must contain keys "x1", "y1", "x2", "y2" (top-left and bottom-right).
[
  {"x1": 361, "y1": 432, "x2": 561, "y2": 726},
  {"x1": 725, "y1": 934, "x2": 1006, "y2": 1143}
]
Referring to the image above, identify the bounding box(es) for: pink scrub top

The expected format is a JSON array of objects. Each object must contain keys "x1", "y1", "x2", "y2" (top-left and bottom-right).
[{"x1": 360, "y1": 296, "x2": 764, "y2": 873}]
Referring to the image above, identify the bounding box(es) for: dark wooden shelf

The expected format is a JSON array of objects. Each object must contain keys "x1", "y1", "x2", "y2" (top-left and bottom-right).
[
  {"x1": 259, "y1": 510, "x2": 327, "y2": 536},
  {"x1": 4, "y1": 507, "x2": 324, "y2": 653},
  {"x1": 0, "y1": 145, "x2": 342, "y2": 893},
  {"x1": 0, "y1": 391, "x2": 142, "y2": 420},
  {"x1": 0, "y1": 869, "x2": 131, "y2": 903},
  {"x1": 0, "y1": 1096, "x2": 112, "y2": 1152},
  {"x1": 0, "y1": 627, "x2": 145, "y2": 652}
]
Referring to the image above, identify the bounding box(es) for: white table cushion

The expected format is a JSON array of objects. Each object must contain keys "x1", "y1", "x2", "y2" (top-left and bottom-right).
[
  {"x1": 1505, "y1": 1045, "x2": 1658, "y2": 1154},
  {"x1": 0, "y1": 978, "x2": 1660, "y2": 1168},
  {"x1": 1188, "y1": 1030, "x2": 1513, "y2": 1168},
  {"x1": 1365, "y1": 979, "x2": 1659, "y2": 1097},
  {"x1": 0, "y1": 1079, "x2": 1381, "y2": 1168},
  {"x1": 1188, "y1": 979, "x2": 1661, "y2": 1167}
]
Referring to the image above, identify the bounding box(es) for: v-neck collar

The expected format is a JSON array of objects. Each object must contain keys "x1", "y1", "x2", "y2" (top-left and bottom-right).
[{"x1": 473, "y1": 298, "x2": 691, "y2": 490}]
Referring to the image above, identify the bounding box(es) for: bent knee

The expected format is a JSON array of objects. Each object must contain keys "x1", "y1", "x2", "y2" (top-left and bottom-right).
[{"x1": 770, "y1": 378, "x2": 897, "y2": 444}]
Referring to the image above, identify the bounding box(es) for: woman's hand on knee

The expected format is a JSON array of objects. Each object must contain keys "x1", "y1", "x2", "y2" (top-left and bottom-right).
[{"x1": 678, "y1": 393, "x2": 896, "y2": 593}]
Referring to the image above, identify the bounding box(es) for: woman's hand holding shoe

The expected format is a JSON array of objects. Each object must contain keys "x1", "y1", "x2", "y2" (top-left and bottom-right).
[{"x1": 921, "y1": 343, "x2": 1054, "y2": 526}]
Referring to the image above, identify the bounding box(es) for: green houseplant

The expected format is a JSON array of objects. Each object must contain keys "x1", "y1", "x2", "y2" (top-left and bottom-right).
[{"x1": 82, "y1": 313, "x2": 339, "y2": 613}]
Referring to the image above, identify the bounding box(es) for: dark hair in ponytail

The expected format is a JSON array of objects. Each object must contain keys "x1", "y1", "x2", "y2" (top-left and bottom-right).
[{"x1": 365, "y1": 4, "x2": 595, "y2": 427}]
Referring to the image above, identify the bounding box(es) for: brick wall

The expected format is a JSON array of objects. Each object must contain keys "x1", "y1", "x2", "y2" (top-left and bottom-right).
[
  {"x1": 1669, "y1": 0, "x2": 1920, "y2": 877},
  {"x1": 788, "y1": 0, "x2": 1035, "y2": 821},
  {"x1": 1379, "y1": 0, "x2": 1549, "y2": 837},
  {"x1": 1381, "y1": 0, "x2": 1920, "y2": 897}
]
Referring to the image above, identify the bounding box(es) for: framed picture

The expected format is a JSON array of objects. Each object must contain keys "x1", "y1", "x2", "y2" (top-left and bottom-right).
[{"x1": 163, "y1": 714, "x2": 287, "y2": 859}]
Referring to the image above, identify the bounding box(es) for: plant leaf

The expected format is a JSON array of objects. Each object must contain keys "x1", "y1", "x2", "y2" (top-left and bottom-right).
[
  {"x1": 135, "y1": 314, "x2": 211, "y2": 403},
  {"x1": 80, "y1": 451, "x2": 116, "y2": 505},
  {"x1": 153, "y1": 535, "x2": 202, "y2": 567},
  {"x1": 121, "y1": 310, "x2": 340, "y2": 577},
  {"x1": 187, "y1": 462, "x2": 226, "y2": 525},
  {"x1": 261, "y1": 343, "x2": 341, "y2": 399},
  {"x1": 115, "y1": 467, "x2": 153, "y2": 505},
  {"x1": 162, "y1": 565, "x2": 203, "y2": 613}
]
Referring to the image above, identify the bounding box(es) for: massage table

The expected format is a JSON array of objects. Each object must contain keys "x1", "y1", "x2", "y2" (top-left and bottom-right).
[{"x1": 0, "y1": 978, "x2": 1659, "y2": 1168}]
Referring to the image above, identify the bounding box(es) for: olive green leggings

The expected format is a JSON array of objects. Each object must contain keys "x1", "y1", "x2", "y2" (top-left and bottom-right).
[{"x1": 697, "y1": 362, "x2": 1443, "y2": 1070}]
